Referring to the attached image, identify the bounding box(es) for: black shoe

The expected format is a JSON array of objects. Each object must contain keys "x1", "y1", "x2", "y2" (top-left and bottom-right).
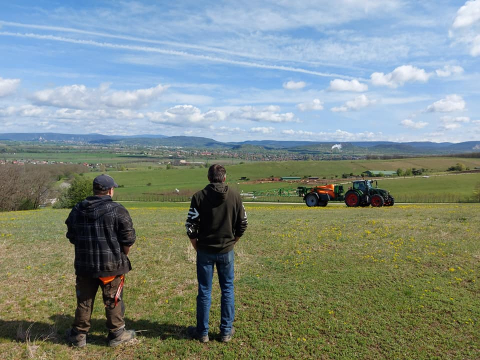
[
  {"x1": 187, "y1": 326, "x2": 209, "y2": 343},
  {"x1": 220, "y1": 326, "x2": 235, "y2": 343},
  {"x1": 108, "y1": 328, "x2": 135, "y2": 347},
  {"x1": 66, "y1": 328, "x2": 87, "y2": 348}
]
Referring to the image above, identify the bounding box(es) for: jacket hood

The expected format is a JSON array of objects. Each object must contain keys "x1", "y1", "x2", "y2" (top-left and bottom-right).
[
  {"x1": 75, "y1": 195, "x2": 116, "y2": 220},
  {"x1": 205, "y1": 183, "x2": 229, "y2": 206}
]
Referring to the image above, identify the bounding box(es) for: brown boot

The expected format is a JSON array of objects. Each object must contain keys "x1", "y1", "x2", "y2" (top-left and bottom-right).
[
  {"x1": 108, "y1": 328, "x2": 135, "y2": 347},
  {"x1": 66, "y1": 328, "x2": 87, "y2": 348},
  {"x1": 220, "y1": 326, "x2": 235, "y2": 343}
]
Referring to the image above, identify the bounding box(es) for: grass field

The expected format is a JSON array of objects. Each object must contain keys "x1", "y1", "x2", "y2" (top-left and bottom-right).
[
  {"x1": 74, "y1": 161, "x2": 480, "y2": 203},
  {"x1": 0, "y1": 203, "x2": 478, "y2": 359},
  {"x1": 3, "y1": 151, "x2": 155, "y2": 165}
]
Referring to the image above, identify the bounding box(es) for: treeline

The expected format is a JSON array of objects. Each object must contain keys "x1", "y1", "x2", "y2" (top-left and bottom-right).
[
  {"x1": 444, "y1": 152, "x2": 480, "y2": 158},
  {"x1": 0, "y1": 164, "x2": 87, "y2": 211},
  {"x1": 367, "y1": 152, "x2": 480, "y2": 160},
  {"x1": 366, "y1": 154, "x2": 416, "y2": 160}
]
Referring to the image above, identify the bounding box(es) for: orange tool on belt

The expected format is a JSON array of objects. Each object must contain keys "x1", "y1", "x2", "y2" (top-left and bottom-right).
[{"x1": 99, "y1": 275, "x2": 125, "y2": 307}]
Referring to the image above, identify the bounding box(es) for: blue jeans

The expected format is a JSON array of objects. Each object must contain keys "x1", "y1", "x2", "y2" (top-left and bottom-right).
[{"x1": 196, "y1": 249, "x2": 235, "y2": 336}]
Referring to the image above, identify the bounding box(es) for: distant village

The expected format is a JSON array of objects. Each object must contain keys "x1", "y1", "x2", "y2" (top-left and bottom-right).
[{"x1": 0, "y1": 144, "x2": 364, "y2": 168}]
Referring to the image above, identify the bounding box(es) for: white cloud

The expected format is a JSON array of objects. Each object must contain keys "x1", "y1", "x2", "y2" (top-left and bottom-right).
[
  {"x1": 452, "y1": 0, "x2": 480, "y2": 28},
  {"x1": 331, "y1": 94, "x2": 376, "y2": 112},
  {"x1": 37, "y1": 121, "x2": 58, "y2": 130},
  {"x1": 214, "y1": 126, "x2": 243, "y2": 134},
  {"x1": 435, "y1": 65, "x2": 464, "y2": 77},
  {"x1": 161, "y1": 92, "x2": 213, "y2": 105},
  {"x1": 204, "y1": 1, "x2": 403, "y2": 32},
  {"x1": 32, "y1": 83, "x2": 168, "y2": 109},
  {"x1": 281, "y1": 129, "x2": 314, "y2": 136},
  {"x1": 2, "y1": 102, "x2": 227, "y2": 130},
  {"x1": 441, "y1": 123, "x2": 462, "y2": 130},
  {"x1": 0, "y1": 77, "x2": 21, "y2": 97},
  {"x1": 281, "y1": 128, "x2": 378, "y2": 141},
  {"x1": 446, "y1": 116, "x2": 470, "y2": 123},
  {"x1": 250, "y1": 127, "x2": 275, "y2": 134},
  {"x1": 231, "y1": 106, "x2": 299, "y2": 123},
  {"x1": 103, "y1": 84, "x2": 168, "y2": 108},
  {"x1": 0, "y1": 105, "x2": 45, "y2": 117},
  {"x1": 328, "y1": 79, "x2": 368, "y2": 92},
  {"x1": 472, "y1": 35, "x2": 480, "y2": 56},
  {"x1": 148, "y1": 105, "x2": 226, "y2": 126},
  {"x1": 450, "y1": 2, "x2": 480, "y2": 57},
  {"x1": 329, "y1": 129, "x2": 377, "y2": 141},
  {"x1": 440, "y1": 116, "x2": 470, "y2": 129},
  {"x1": 0, "y1": 105, "x2": 153, "y2": 130},
  {"x1": 400, "y1": 119, "x2": 428, "y2": 129},
  {"x1": 371, "y1": 65, "x2": 431, "y2": 88},
  {"x1": 426, "y1": 94, "x2": 466, "y2": 112},
  {"x1": 33, "y1": 84, "x2": 99, "y2": 109},
  {"x1": 50, "y1": 108, "x2": 145, "y2": 121},
  {"x1": 264, "y1": 105, "x2": 281, "y2": 112},
  {"x1": 283, "y1": 81, "x2": 306, "y2": 90},
  {"x1": 297, "y1": 99, "x2": 324, "y2": 112}
]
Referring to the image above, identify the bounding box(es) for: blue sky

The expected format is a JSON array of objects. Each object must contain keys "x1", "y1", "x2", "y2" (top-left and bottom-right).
[{"x1": 0, "y1": 0, "x2": 479, "y2": 143}]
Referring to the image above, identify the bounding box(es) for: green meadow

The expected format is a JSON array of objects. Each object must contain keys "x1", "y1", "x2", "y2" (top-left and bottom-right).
[
  {"x1": 69, "y1": 157, "x2": 480, "y2": 203},
  {"x1": 0, "y1": 203, "x2": 478, "y2": 359},
  {"x1": 3, "y1": 151, "x2": 149, "y2": 165}
]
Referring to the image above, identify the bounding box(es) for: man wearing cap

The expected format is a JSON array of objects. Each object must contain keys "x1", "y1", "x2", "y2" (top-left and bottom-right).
[{"x1": 65, "y1": 174, "x2": 136, "y2": 347}]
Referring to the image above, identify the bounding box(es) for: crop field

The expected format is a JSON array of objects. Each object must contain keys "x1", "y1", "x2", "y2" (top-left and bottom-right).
[
  {"x1": 74, "y1": 163, "x2": 480, "y2": 203},
  {"x1": 0, "y1": 203, "x2": 478, "y2": 359},
  {"x1": 2, "y1": 151, "x2": 152, "y2": 165}
]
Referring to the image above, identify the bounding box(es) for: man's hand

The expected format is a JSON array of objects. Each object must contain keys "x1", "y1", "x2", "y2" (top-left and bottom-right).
[
  {"x1": 234, "y1": 236, "x2": 240, "y2": 243},
  {"x1": 123, "y1": 245, "x2": 131, "y2": 255},
  {"x1": 190, "y1": 238, "x2": 198, "y2": 251}
]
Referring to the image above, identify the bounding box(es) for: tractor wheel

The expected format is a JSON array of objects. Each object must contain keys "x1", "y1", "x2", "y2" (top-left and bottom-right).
[
  {"x1": 385, "y1": 195, "x2": 395, "y2": 206},
  {"x1": 345, "y1": 191, "x2": 359, "y2": 207},
  {"x1": 305, "y1": 193, "x2": 318, "y2": 207},
  {"x1": 371, "y1": 194, "x2": 384, "y2": 207},
  {"x1": 318, "y1": 201, "x2": 328, "y2": 207}
]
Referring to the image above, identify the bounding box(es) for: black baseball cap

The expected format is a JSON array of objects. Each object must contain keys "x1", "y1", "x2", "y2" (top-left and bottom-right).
[{"x1": 93, "y1": 174, "x2": 118, "y2": 191}]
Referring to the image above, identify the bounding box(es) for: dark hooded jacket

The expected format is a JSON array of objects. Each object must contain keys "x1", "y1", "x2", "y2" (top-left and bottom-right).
[
  {"x1": 65, "y1": 195, "x2": 136, "y2": 277},
  {"x1": 186, "y1": 183, "x2": 248, "y2": 254}
]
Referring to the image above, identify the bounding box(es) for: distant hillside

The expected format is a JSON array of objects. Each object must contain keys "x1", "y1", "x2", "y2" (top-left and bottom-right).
[
  {"x1": 447, "y1": 141, "x2": 480, "y2": 152},
  {"x1": 118, "y1": 136, "x2": 232, "y2": 148},
  {"x1": 1, "y1": 132, "x2": 480, "y2": 155},
  {"x1": 231, "y1": 144, "x2": 272, "y2": 152},
  {"x1": 233, "y1": 140, "x2": 321, "y2": 149},
  {"x1": 369, "y1": 143, "x2": 420, "y2": 154},
  {"x1": 0, "y1": 133, "x2": 117, "y2": 142},
  {"x1": 0, "y1": 133, "x2": 168, "y2": 143}
]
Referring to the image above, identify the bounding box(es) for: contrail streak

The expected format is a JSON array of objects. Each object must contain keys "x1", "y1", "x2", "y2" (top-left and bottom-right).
[
  {"x1": 0, "y1": 20, "x2": 257, "y2": 59},
  {"x1": 0, "y1": 31, "x2": 354, "y2": 79},
  {"x1": 0, "y1": 20, "x2": 367, "y2": 73}
]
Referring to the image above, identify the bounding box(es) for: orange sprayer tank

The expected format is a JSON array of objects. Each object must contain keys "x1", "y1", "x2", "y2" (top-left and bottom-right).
[{"x1": 311, "y1": 184, "x2": 336, "y2": 199}]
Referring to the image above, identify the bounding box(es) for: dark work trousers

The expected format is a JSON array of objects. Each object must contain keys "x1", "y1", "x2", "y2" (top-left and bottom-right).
[{"x1": 73, "y1": 275, "x2": 126, "y2": 334}]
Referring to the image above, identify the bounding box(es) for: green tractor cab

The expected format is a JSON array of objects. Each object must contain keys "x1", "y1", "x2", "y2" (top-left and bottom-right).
[{"x1": 344, "y1": 180, "x2": 394, "y2": 207}]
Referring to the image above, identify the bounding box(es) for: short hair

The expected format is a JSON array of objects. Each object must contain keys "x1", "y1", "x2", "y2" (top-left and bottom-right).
[
  {"x1": 93, "y1": 185, "x2": 110, "y2": 196},
  {"x1": 208, "y1": 164, "x2": 226, "y2": 183}
]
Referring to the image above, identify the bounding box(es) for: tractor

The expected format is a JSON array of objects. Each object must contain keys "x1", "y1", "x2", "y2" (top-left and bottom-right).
[
  {"x1": 344, "y1": 180, "x2": 394, "y2": 207},
  {"x1": 297, "y1": 184, "x2": 344, "y2": 207},
  {"x1": 297, "y1": 180, "x2": 394, "y2": 207}
]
